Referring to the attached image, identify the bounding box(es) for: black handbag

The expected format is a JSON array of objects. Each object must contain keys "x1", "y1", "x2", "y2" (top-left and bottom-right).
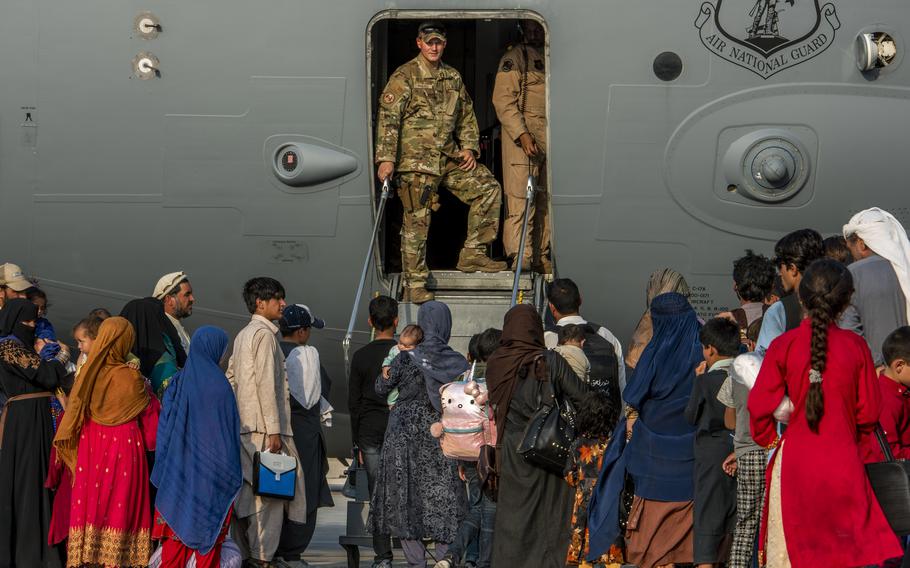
[
  {"x1": 341, "y1": 450, "x2": 358, "y2": 500},
  {"x1": 342, "y1": 446, "x2": 370, "y2": 501},
  {"x1": 866, "y1": 424, "x2": 910, "y2": 536},
  {"x1": 517, "y1": 369, "x2": 577, "y2": 476}
]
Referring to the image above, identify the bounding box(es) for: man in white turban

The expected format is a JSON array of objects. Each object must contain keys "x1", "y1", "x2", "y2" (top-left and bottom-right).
[
  {"x1": 842, "y1": 207, "x2": 910, "y2": 365},
  {"x1": 153, "y1": 271, "x2": 194, "y2": 353}
]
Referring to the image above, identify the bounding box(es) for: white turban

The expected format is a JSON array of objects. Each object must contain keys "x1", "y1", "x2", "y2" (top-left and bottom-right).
[{"x1": 843, "y1": 207, "x2": 910, "y2": 321}]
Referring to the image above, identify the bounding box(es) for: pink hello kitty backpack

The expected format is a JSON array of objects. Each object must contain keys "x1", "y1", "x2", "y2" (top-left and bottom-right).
[{"x1": 437, "y1": 370, "x2": 497, "y2": 461}]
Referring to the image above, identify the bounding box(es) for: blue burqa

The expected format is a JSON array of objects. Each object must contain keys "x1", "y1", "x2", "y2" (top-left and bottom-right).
[
  {"x1": 151, "y1": 326, "x2": 242, "y2": 554},
  {"x1": 411, "y1": 301, "x2": 470, "y2": 412},
  {"x1": 587, "y1": 292, "x2": 702, "y2": 559}
]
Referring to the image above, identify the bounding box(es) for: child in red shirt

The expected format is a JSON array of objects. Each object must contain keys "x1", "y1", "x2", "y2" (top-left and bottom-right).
[{"x1": 862, "y1": 326, "x2": 910, "y2": 462}]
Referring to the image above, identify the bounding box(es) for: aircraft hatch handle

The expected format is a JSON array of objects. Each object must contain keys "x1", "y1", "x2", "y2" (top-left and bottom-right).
[
  {"x1": 510, "y1": 173, "x2": 536, "y2": 307},
  {"x1": 343, "y1": 178, "x2": 391, "y2": 375}
]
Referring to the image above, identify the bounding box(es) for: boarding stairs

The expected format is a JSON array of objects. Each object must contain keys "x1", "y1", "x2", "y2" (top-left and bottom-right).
[
  {"x1": 395, "y1": 269, "x2": 546, "y2": 354},
  {"x1": 339, "y1": 177, "x2": 549, "y2": 566}
]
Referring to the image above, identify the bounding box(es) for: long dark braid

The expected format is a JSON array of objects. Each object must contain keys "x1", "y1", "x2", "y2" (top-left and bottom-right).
[{"x1": 799, "y1": 259, "x2": 854, "y2": 433}]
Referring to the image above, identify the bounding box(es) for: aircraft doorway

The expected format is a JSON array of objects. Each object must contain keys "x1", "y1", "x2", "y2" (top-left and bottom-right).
[{"x1": 368, "y1": 13, "x2": 548, "y2": 279}]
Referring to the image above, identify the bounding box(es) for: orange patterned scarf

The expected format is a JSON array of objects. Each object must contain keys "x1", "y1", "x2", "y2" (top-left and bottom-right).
[{"x1": 54, "y1": 317, "x2": 149, "y2": 473}]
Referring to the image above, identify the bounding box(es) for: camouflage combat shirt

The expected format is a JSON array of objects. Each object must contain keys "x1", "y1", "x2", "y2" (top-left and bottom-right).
[{"x1": 374, "y1": 55, "x2": 480, "y2": 176}]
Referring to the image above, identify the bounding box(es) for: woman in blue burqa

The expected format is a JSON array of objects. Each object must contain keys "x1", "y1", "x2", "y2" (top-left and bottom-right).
[
  {"x1": 370, "y1": 300, "x2": 468, "y2": 568},
  {"x1": 150, "y1": 326, "x2": 242, "y2": 565},
  {"x1": 587, "y1": 292, "x2": 702, "y2": 568}
]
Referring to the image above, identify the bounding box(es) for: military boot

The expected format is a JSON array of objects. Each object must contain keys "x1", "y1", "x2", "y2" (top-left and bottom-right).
[
  {"x1": 402, "y1": 286, "x2": 434, "y2": 304},
  {"x1": 457, "y1": 248, "x2": 508, "y2": 273}
]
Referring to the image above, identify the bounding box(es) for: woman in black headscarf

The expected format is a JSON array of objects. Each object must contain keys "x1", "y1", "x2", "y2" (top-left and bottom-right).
[
  {"x1": 369, "y1": 301, "x2": 467, "y2": 568},
  {"x1": 0, "y1": 299, "x2": 70, "y2": 567},
  {"x1": 120, "y1": 297, "x2": 187, "y2": 398},
  {"x1": 488, "y1": 304, "x2": 591, "y2": 567}
]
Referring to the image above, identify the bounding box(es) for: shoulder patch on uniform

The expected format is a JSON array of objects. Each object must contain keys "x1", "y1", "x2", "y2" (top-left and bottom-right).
[
  {"x1": 383, "y1": 92, "x2": 396, "y2": 105},
  {"x1": 501, "y1": 59, "x2": 514, "y2": 72}
]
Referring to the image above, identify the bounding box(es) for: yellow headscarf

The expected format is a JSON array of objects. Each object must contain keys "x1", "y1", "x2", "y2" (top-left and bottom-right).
[
  {"x1": 626, "y1": 269, "x2": 691, "y2": 369},
  {"x1": 54, "y1": 317, "x2": 150, "y2": 473}
]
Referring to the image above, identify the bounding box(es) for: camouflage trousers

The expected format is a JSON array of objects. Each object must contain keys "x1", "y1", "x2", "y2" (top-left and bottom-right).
[{"x1": 397, "y1": 160, "x2": 502, "y2": 287}]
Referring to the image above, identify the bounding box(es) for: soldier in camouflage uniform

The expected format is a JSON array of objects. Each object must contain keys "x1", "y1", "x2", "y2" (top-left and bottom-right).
[{"x1": 375, "y1": 22, "x2": 506, "y2": 305}]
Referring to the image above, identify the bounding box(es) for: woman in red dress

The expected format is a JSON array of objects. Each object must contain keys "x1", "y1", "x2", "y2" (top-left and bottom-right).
[
  {"x1": 749, "y1": 259, "x2": 902, "y2": 567},
  {"x1": 53, "y1": 317, "x2": 160, "y2": 567}
]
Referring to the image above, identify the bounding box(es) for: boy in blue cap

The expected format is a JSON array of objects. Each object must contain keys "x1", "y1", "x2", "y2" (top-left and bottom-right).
[{"x1": 275, "y1": 304, "x2": 334, "y2": 567}]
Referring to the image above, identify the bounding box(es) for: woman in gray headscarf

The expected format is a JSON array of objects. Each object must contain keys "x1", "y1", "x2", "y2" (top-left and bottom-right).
[
  {"x1": 369, "y1": 301, "x2": 466, "y2": 568},
  {"x1": 626, "y1": 269, "x2": 690, "y2": 369}
]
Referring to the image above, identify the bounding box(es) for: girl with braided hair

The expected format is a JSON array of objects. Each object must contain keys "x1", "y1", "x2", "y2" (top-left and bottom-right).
[{"x1": 749, "y1": 259, "x2": 902, "y2": 567}]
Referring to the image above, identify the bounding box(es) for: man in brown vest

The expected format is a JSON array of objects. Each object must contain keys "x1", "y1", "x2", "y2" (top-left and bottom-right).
[{"x1": 492, "y1": 20, "x2": 551, "y2": 273}]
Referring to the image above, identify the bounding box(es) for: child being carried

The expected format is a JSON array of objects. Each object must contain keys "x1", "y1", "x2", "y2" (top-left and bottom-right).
[
  {"x1": 554, "y1": 324, "x2": 591, "y2": 383},
  {"x1": 381, "y1": 324, "x2": 424, "y2": 407}
]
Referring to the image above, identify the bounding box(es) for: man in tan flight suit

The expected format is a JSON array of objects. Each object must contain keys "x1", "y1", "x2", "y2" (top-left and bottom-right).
[
  {"x1": 492, "y1": 21, "x2": 552, "y2": 273},
  {"x1": 375, "y1": 22, "x2": 506, "y2": 305}
]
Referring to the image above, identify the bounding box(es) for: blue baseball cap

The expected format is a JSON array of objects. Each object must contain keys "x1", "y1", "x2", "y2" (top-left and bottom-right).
[{"x1": 280, "y1": 304, "x2": 325, "y2": 330}]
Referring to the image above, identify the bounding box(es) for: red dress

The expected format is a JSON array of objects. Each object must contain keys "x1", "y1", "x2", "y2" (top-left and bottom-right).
[
  {"x1": 749, "y1": 321, "x2": 902, "y2": 567},
  {"x1": 66, "y1": 397, "x2": 160, "y2": 567},
  {"x1": 45, "y1": 411, "x2": 72, "y2": 546},
  {"x1": 152, "y1": 508, "x2": 232, "y2": 568}
]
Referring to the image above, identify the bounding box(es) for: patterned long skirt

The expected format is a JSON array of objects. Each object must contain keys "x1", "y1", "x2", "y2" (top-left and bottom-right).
[{"x1": 67, "y1": 418, "x2": 153, "y2": 567}]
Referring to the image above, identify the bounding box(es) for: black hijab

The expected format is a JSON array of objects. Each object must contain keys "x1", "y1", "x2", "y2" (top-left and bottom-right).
[
  {"x1": 120, "y1": 297, "x2": 187, "y2": 377},
  {"x1": 486, "y1": 304, "x2": 547, "y2": 435},
  {"x1": 0, "y1": 298, "x2": 38, "y2": 348}
]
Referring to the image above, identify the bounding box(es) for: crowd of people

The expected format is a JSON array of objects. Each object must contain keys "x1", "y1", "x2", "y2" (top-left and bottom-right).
[
  {"x1": 2, "y1": 206, "x2": 910, "y2": 568},
  {"x1": 347, "y1": 208, "x2": 910, "y2": 568},
  {"x1": 0, "y1": 272, "x2": 333, "y2": 568}
]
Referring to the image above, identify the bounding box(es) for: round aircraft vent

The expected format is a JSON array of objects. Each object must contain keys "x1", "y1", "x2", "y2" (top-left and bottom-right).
[
  {"x1": 723, "y1": 131, "x2": 810, "y2": 203},
  {"x1": 653, "y1": 52, "x2": 683, "y2": 82}
]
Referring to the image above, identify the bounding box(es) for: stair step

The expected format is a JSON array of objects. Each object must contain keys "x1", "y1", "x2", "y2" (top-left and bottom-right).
[
  {"x1": 425, "y1": 270, "x2": 533, "y2": 292},
  {"x1": 399, "y1": 294, "x2": 532, "y2": 355}
]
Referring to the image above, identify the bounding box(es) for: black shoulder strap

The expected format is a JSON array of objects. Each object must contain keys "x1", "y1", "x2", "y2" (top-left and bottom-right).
[
  {"x1": 875, "y1": 423, "x2": 895, "y2": 462},
  {"x1": 781, "y1": 293, "x2": 802, "y2": 331}
]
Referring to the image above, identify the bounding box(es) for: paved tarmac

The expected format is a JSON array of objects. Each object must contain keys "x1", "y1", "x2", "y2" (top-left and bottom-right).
[
  {"x1": 303, "y1": 490, "x2": 360, "y2": 566},
  {"x1": 303, "y1": 489, "x2": 412, "y2": 567}
]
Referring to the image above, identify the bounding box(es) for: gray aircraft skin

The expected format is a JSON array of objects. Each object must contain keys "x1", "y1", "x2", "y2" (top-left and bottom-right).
[{"x1": 1, "y1": 1, "x2": 905, "y2": 456}]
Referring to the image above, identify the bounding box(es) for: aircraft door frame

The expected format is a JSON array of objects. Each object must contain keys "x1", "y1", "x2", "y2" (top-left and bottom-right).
[{"x1": 364, "y1": 9, "x2": 551, "y2": 284}]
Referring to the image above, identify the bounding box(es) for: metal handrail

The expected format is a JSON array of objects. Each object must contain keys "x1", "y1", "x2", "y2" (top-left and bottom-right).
[
  {"x1": 510, "y1": 173, "x2": 536, "y2": 306},
  {"x1": 343, "y1": 179, "x2": 391, "y2": 372}
]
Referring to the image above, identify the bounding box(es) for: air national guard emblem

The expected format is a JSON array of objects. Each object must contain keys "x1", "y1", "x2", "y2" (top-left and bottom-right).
[{"x1": 695, "y1": 0, "x2": 840, "y2": 79}]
